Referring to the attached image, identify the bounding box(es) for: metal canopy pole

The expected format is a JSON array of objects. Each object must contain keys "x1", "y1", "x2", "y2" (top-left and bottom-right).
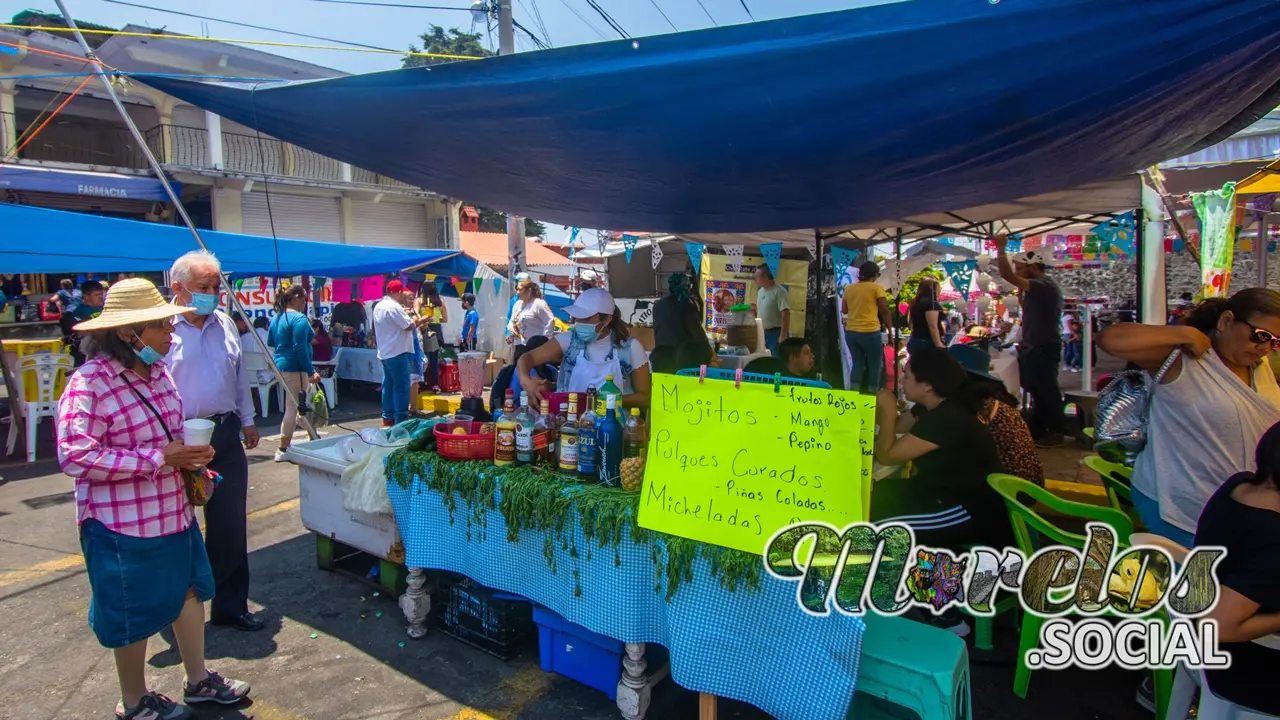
[
  {"x1": 812, "y1": 228, "x2": 826, "y2": 381},
  {"x1": 52, "y1": 0, "x2": 319, "y2": 441}
]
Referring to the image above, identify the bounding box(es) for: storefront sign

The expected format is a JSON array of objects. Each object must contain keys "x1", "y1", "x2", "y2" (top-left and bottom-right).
[
  {"x1": 700, "y1": 254, "x2": 808, "y2": 333},
  {"x1": 636, "y1": 374, "x2": 873, "y2": 554},
  {"x1": 218, "y1": 277, "x2": 336, "y2": 322}
]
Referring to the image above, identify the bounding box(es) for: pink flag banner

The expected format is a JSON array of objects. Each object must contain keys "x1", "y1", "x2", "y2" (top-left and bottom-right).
[{"x1": 331, "y1": 279, "x2": 353, "y2": 303}]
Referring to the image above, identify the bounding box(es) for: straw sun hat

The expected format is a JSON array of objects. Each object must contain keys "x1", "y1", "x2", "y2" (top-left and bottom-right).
[{"x1": 72, "y1": 278, "x2": 194, "y2": 332}]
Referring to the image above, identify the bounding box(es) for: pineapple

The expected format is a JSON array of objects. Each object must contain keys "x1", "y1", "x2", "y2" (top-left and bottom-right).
[{"x1": 620, "y1": 457, "x2": 645, "y2": 492}]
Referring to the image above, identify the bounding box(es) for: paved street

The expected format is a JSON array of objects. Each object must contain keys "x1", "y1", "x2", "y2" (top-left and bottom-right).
[{"x1": 0, "y1": 381, "x2": 1153, "y2": 720}]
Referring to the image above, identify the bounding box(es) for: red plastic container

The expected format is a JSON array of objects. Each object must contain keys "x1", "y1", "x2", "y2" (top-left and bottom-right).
[
  {"x1": 434, "y1": 421, "x2": 495, "y2": 461},
  {"x1": 545, "y1": 392, "x2": 570, "y2": 417}
]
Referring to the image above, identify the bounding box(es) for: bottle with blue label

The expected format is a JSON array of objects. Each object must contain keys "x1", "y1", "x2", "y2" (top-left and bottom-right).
[{"x1": 576, "y1": 386, "x2": 599, "y2": 479}]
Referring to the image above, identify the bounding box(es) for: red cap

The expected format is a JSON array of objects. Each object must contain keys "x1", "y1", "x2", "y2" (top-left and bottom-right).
[{"x1": 386, "y1": 279, "x2": 405, "y2": 294}]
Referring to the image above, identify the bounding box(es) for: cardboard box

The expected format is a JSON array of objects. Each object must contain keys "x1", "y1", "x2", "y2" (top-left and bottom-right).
[
  {"x1": 485, "y1": 356, "x2": 507, "y2": 386},
  {"x1": 630, "y1": 326, "x2": 656, "y2": 352}
]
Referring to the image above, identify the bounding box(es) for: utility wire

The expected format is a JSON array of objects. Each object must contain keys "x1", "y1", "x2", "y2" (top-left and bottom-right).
[
  {"x1": 583, "y1": 0, "x2": 628, "y2": 38},
  {"x1": 695, "y1": 0, "x2": 718, "y2": 26},
  {"x1": 305, "y1": 0, "x2": 470, "y2": 7},
  {"x1": 738, "y1": 0, "x2": 755, "y2": 21},
  {"x1": 512, "y1": 18, "x2": 549, "y2": 50},
  {"x1": 523, "y1": 0, "x2": 553, "y2": 46},
  {"x1": 647, "y1": 0, "x2": 677, "y2": 31},
  {"x1": 555, "y1": 0, "x2": 606, "y2": 39}
]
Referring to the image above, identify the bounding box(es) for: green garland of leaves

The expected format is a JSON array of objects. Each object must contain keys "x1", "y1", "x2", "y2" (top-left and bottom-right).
[{"x1": 386, "y1": 448, "x2": 762, "y2": 600}]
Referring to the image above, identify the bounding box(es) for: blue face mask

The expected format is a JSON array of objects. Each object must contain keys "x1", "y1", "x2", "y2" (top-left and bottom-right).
[
  {"x1": 573, "y1": 321, "x2": 600, "y2": 343},
  {"x1": 132, "y1": 333, "x2": 163, "y2": 366},
  {"x1": 188, "y1": 291, "x2": 219, "y2": 316}
]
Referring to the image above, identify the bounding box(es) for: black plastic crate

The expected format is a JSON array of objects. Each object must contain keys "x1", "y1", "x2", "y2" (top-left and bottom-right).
[{"x1": 434, "y1": 574, "x2": 535, "y2": 661}]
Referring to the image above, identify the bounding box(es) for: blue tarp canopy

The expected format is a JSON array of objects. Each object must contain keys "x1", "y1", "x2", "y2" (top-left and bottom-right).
[
  {"x1": 0, "y1": 165, "x2": 178, "y2": 202},
  {"x1": 140, "y1": 0, "x2": 1280, "y2": 235},
  {"x1": 0, "y1": 203, "x2": 475, "y2": 277}
]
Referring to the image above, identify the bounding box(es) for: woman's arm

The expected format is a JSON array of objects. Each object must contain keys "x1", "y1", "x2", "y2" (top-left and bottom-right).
[
  {"x1": 296, "y1": 315, "x2": 316, "y2": 375},
  {"x1": 1206, "y1": 586, "x2": 1280, "y2": 643},
  {"x1": 926, "y1": 309, "x2": 944, "y2": 347},
  {"x1": 625, "y1": 364, "x2": 652, "y2": 410},
  {"x1": 1096, "y1": 323, "x2": 1209, "y2": 376},
  {"x1": 58, "y1": 380, "x2": 168, "y2": 482},
  {"x1": 873, "y1": 389, "x2": 939, "y2": 465},
  {"x1": 438, "y1": 303, "x2": 448, "y2": 323},
  {"x1": 518, "y1": 338, "x2": 565, "y2": 407}
]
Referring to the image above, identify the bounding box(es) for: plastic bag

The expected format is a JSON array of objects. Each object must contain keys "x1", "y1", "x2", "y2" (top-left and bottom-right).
[
  {"x1": 340, "y1": 432, "x2": 410, "y2": 516},
  {"x1": 309, "y1": 384, "x2": 329, "y2": 429}
]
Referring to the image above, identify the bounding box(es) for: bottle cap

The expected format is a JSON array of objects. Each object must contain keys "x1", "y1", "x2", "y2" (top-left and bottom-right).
[
  {"x1": 568, "y1": 392, "x2": 578, "y2": 400},
  {"x1": 630, "y1": 408, "x2": 639, "y2": 416}
]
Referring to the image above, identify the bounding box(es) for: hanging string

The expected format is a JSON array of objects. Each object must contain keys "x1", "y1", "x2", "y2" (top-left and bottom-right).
[{"x1": 1, "y1": 75, "x2": 93, "y2": 165}]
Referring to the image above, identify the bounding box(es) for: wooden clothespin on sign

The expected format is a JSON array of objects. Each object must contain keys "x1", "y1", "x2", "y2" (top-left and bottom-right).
[
  {"x1": 698, "y1": 364, "x2": 708, "y2": 383},
  {"x1": 734, "y1": 368, "x2": 743, "y2": 389},
  {"x1": 774, "y1": 372, "x2": 782, "y2": 394}
]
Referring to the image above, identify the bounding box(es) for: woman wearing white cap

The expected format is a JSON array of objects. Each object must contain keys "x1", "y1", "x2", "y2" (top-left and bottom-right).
[{"x1": 519, "y1": 287, "x2": 651, "y2": 409}]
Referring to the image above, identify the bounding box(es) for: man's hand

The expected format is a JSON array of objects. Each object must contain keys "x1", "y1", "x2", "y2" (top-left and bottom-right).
[
  {"x1": 992, "y1": 232, "x2": 1009, "y2": 254},
  {"x1": 242, "y1": 425, "x2": 261, "y2": 450},
  {"x1": 163, "y1": 441, "x2": 215, "y2": 471}
]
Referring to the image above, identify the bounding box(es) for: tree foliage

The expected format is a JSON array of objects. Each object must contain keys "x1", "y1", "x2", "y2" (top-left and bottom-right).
[
  {"x1": 476, "y1": 207, "x2": 547, "y2": 239},
  {"x1": 403, "y1": 25, "x2": 493, "y2": 68},
  {"x1": 896, "y1": 267, "x2": 946, "y2": 306}
]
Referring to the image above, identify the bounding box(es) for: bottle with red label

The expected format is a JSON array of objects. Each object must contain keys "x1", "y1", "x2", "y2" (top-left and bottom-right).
[{"x1": 494, "y1": 389, "x2": 517, "y2": 465}]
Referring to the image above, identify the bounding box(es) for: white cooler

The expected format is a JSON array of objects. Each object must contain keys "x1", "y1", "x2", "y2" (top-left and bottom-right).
[{"x1": 285, "y1": 435, "x2": 400, "y2": 560}]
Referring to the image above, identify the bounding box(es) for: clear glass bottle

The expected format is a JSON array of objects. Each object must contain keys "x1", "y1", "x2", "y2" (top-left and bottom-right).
[
  {"x1": 557, "y1": 394, "x2": 580, "y2": 472},
  {"x1": 533, "y1": 399, "x2": 553, "y2": 467},
  {"x1": 624, "y1": 407, "x2": 647, "y2": 459},
  {"x1": 514, "y1": 391, "x2": 535, "y2": 465}
]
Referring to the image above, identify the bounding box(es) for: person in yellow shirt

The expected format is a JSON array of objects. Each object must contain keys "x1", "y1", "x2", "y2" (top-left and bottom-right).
[{"x1": 842, "y1": 261, "x2": 892, "y2": 393}]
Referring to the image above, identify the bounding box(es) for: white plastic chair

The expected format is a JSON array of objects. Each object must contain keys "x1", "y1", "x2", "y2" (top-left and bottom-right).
[
  {"x1": 15, "y1": 353, "x2": 73, "y2": 462},
  {"x1": 1137, "y1": 534, "x2": 1280, "y2": 720},
  {"x1": 311, "y1": 347, "x2": 342, "y2": 410},
  {"x1": 243, "y1": 352, "x2": 281, "y2": 416}
]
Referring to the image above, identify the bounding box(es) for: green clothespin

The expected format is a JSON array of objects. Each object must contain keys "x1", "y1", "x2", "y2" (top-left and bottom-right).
[{"x1": 774, "y1": 372, "x2": 782, "y2": 393}]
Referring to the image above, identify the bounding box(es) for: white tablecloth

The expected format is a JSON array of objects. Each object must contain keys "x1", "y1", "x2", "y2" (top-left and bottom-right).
[
  {"x1": 336, "y1": 347, "x2": 383, "y2": 384},
  {"x1": 991, "y1": 354, "x2": 1020, "y2": 397}
]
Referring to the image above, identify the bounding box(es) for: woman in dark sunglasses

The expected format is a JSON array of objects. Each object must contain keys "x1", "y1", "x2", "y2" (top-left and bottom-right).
[{"x1": 1098, "y1": 287, "x2": 1280, "y2": 550}]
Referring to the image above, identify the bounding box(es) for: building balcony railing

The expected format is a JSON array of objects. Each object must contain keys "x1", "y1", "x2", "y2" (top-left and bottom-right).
[{"x1": 0, "y1": 113, "x2": 420, "y2": 190}]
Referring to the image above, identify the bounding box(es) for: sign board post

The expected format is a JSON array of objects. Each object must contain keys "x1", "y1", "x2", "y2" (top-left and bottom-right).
[{"x1": 637, "y1": 373, "x2": 875, "y2": 554}]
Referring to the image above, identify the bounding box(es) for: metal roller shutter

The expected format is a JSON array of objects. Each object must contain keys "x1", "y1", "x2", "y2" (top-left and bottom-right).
[
  {"x1": 242, "y1": 192, "x2": 342, "y2": 242},
  {"x1": 350, "y1": 199, "x2": 430, "y2": 248}
]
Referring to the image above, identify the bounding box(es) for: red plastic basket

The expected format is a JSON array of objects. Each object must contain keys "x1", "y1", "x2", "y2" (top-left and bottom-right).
[
  {"x1": 545, "y1": 392, "x2": 570, "y2": 417},
  {"x1": 434, "y1": 421, "x2": 495, "y2": 461}
]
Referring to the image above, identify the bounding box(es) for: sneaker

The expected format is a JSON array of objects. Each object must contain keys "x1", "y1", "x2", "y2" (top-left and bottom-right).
[
  {"x1": 116, "y1": 693, "x2": 192, "y2": 720},
  {"x1": 184, "y1": 670, "x2": 251, "y2": 706},
  {"x1": 1135, "y1": 674, "x2": 1155, "y2": 713},
  {"x1": 928, "y1": 609, "x2": 972, "y2": 638},
  {"x1": 381, "y1": 419, "x2": 395, "y2": 428},
  {"x1": 274, "y1": 449, "x2": 288, "y2": 462},
  {"x1": 1035, "y1": 432, "x2": 1066, "y2": 448}
]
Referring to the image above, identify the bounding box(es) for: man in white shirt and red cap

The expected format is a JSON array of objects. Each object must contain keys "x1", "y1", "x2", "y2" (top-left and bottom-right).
[{"x1": 373, "y1": 280, "x2": 430, "y2": 426}]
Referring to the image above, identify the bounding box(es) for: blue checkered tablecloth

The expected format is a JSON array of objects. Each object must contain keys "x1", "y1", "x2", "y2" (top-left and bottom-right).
[{"x1": 386, "y1": 462, "x2": 865, "y2": 720}]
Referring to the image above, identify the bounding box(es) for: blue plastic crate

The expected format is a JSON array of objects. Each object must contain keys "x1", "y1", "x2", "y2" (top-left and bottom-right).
[{"x1": 533, "y1": 606, "x2": 624, "y2": 700}]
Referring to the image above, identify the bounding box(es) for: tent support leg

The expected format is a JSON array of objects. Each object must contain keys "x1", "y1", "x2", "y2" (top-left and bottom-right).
[
  {"x1": 52, "y1": 0, "x2": 320, "y2": 440},
  {"x1": 1133, "y1": 206, "x2": 1144, "y2": 322},
  {"x1": 811, "y1": 229, "x2": 827, "y2": 381}
]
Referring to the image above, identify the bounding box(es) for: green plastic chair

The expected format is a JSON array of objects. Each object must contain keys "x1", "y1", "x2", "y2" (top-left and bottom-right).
[
  {"x1": 852, "y1": 612, "x2": 972, "y2": 720},
  {"x1": 986, "y1": 473, "x2": 1171, "y2": 719},
  {"x1": 1082, "y1": 426, "x2": 1094, "y2": 439},
  {"x1": 1083, "y1": 455, "x2": 1139, "y2": 527}
]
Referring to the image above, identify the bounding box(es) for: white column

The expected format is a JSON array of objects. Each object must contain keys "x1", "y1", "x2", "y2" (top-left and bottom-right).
[
  {"x1": 211, "y1": 185, "x2": 243, "y2": 233},
  {"x1": 1140, "y1": 182, "x2": 1168, "y2": 325},
  {"x1": 341, "y1": 162, "x2": 353, "y2": 183},
  {"x1": 0, "y1": 80, "x2": 16, "y2": 155},
  {"x1": 1257, "y1": 213, "x2": 1268, "y2": 288},
  {"x1": 205, "y1": 111, "x2": 224, "y2": 169},
  {"x1": 339, "y1": 195, "x2": 355, "y2": 245}
]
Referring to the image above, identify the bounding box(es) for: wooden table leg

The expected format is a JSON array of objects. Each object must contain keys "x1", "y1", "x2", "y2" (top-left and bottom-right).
[
  {"x1": 616, "y1": 642, "x2": 651, "y2": 720},
  {"x1": 699, "y1": 693, "x2": 718, "y2": 720},
  {"x1": 399, "y1": 567, "x2": 431, "y2": 639}
]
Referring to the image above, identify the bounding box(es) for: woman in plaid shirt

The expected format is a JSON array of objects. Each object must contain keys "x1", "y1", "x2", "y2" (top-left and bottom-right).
[{"x1": 57, "y1": 279, "x2": 251, "y2": 720}]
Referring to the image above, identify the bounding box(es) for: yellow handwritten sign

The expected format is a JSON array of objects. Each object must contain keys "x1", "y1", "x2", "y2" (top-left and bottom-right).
[{"x1": 636, "y1": 373, "x2": 875, "y2": 554}]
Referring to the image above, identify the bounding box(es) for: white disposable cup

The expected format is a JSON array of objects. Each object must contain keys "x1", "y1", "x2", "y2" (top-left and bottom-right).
[{"x1": 184, "y1": 418, "x2": 215, "y2": 446}]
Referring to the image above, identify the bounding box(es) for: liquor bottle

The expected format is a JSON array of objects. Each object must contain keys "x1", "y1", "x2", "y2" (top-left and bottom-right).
[
  {"x1": 494, "y1": 389, "x2": 517, "y2": 466},
  {"x1": 533, "y1": 399, "x2": 553, "y2": 467},
  {"x1": 577, "y1": 386, "x2": 599, "y2": 479},
  {"x1": 598, "y1": 374, "x2": 621, "y2": 416},
  {"x1": 514, "y1": 391, "x2": 535, "y2": 465},
  {"x1": 624, "y1": 407, "x2": 647, "y2": 459},
  {"x1": 557, "y1": 394, "x2": 580, "y2": 472},
  {"x1": 597, "y1": 395, "x2": 624, "y2": 487},
  {"x1": 552, "y1": 397, "x2": 569, "y2": 459}
]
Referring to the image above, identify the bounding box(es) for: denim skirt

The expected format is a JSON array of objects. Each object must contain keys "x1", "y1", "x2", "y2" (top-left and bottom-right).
[{"x1": 79, "y1": 519, "x2": 215, "y2": 649}]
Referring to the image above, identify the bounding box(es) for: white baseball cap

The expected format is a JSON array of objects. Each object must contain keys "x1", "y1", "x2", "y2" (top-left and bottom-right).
[
  {"x1": 580, "y1": 269, "x2": 599, "y2": 282},
  {"x1": 564, "y1": 287, "x2": 616, "y2": 320},
  {"x1": 1010, "y1": 250, "x2": 1049, "y2": 268},
  {"x1": 513, "y1": 271, "x2": 531, "y2": 282}
]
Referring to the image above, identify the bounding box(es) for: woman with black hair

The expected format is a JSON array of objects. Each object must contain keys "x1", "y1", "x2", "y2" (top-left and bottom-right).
[
  {"x1": 1194, "y1": 420, "x2": 1280, "y2": 715},
  {"x1": 1098, "y1": 287, "x2": 1280, "y2": 547},
  {"x1": 949, "y1": 344, "x2": 1043, "y2": 485},
  {"x1": 906, "y1": 278, "x2": 945, "y2": 357},
  {"x1": 414, "y1": 282, "x2": 448, "y2": 391},
  {"x1": 872, "y1": 347, "x2": 1011, "y2": 551}
]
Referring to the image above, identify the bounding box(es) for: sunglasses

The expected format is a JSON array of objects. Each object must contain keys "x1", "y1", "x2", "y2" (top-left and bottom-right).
[{"x1": 1240, "y1": 319, "x2": 1280, "y2": 350}]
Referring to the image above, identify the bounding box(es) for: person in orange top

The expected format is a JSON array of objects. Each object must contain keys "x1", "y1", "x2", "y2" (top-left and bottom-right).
[{"x1": 842, "y1": 261, "x2": 892, "y2": 393}]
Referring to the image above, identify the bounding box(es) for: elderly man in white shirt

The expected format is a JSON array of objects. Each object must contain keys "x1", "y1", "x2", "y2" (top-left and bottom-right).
[{"x1": 373, "y1": 280, "x2": 430, "y2": 426}]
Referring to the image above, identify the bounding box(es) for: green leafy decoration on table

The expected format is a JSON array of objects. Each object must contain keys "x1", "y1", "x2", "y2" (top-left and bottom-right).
[{"x1": 387, "y1": 449, "x2": 762, "y2": 600}]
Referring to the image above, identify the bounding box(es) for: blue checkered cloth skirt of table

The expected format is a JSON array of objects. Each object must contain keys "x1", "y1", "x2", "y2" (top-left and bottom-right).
[{"x1": 386, "y1": 465, "x2": 865, "y2": 720}]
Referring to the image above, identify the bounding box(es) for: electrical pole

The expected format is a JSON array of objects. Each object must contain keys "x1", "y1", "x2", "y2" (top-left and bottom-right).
[{"x1": 498, "y1": 0, "x2": 526, "y2": 275}]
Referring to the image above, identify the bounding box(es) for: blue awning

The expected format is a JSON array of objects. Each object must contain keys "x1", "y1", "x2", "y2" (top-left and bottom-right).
[
  {"x1": 0, "y1": 165, "x2": 178, "y2": 202},
  {"x1": 0, "y1": 203, "x2": 471, "y2": 277},
  {"x1": 139, "y1": 0, "x2": 1280, "y2": 234}
]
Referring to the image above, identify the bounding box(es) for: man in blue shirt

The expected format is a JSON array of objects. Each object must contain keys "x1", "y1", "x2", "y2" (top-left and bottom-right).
[{"x1": 461, "y1": 292, "x2": 479, "y2": 351}]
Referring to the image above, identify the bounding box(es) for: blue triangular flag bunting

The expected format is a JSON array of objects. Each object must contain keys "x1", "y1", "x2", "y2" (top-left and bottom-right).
[
  {"x1": 492, "y1": 277, "x2": 502, "y2": 293},
  {"x1": 1091, "y1": 211, "x2": 1135, "y2": 254},
  {"x1": 1006, "y1": 234, "x2": 1023, "y2": 253},
  {"x1": 759, "y1": 242, "x2": 783, "y2": 279},
  {"x1": 830, "y1": 247, "x2": 859, "y2": 288},
  {"x1": 685, "y1": 242, "x2": 705, "y2": 272},
  {"x1": 567, "y1": 227, "x2": 581, "y2": 247},
  {"x1": 621, "y1": 234, "x2": 639, "y2": 263},
  {"x1": 941, "y1": 260, "x2": 977, "y2": 297},
  {"x1": 437, "y1": 277, "x2": 449, "y2": 294}
]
